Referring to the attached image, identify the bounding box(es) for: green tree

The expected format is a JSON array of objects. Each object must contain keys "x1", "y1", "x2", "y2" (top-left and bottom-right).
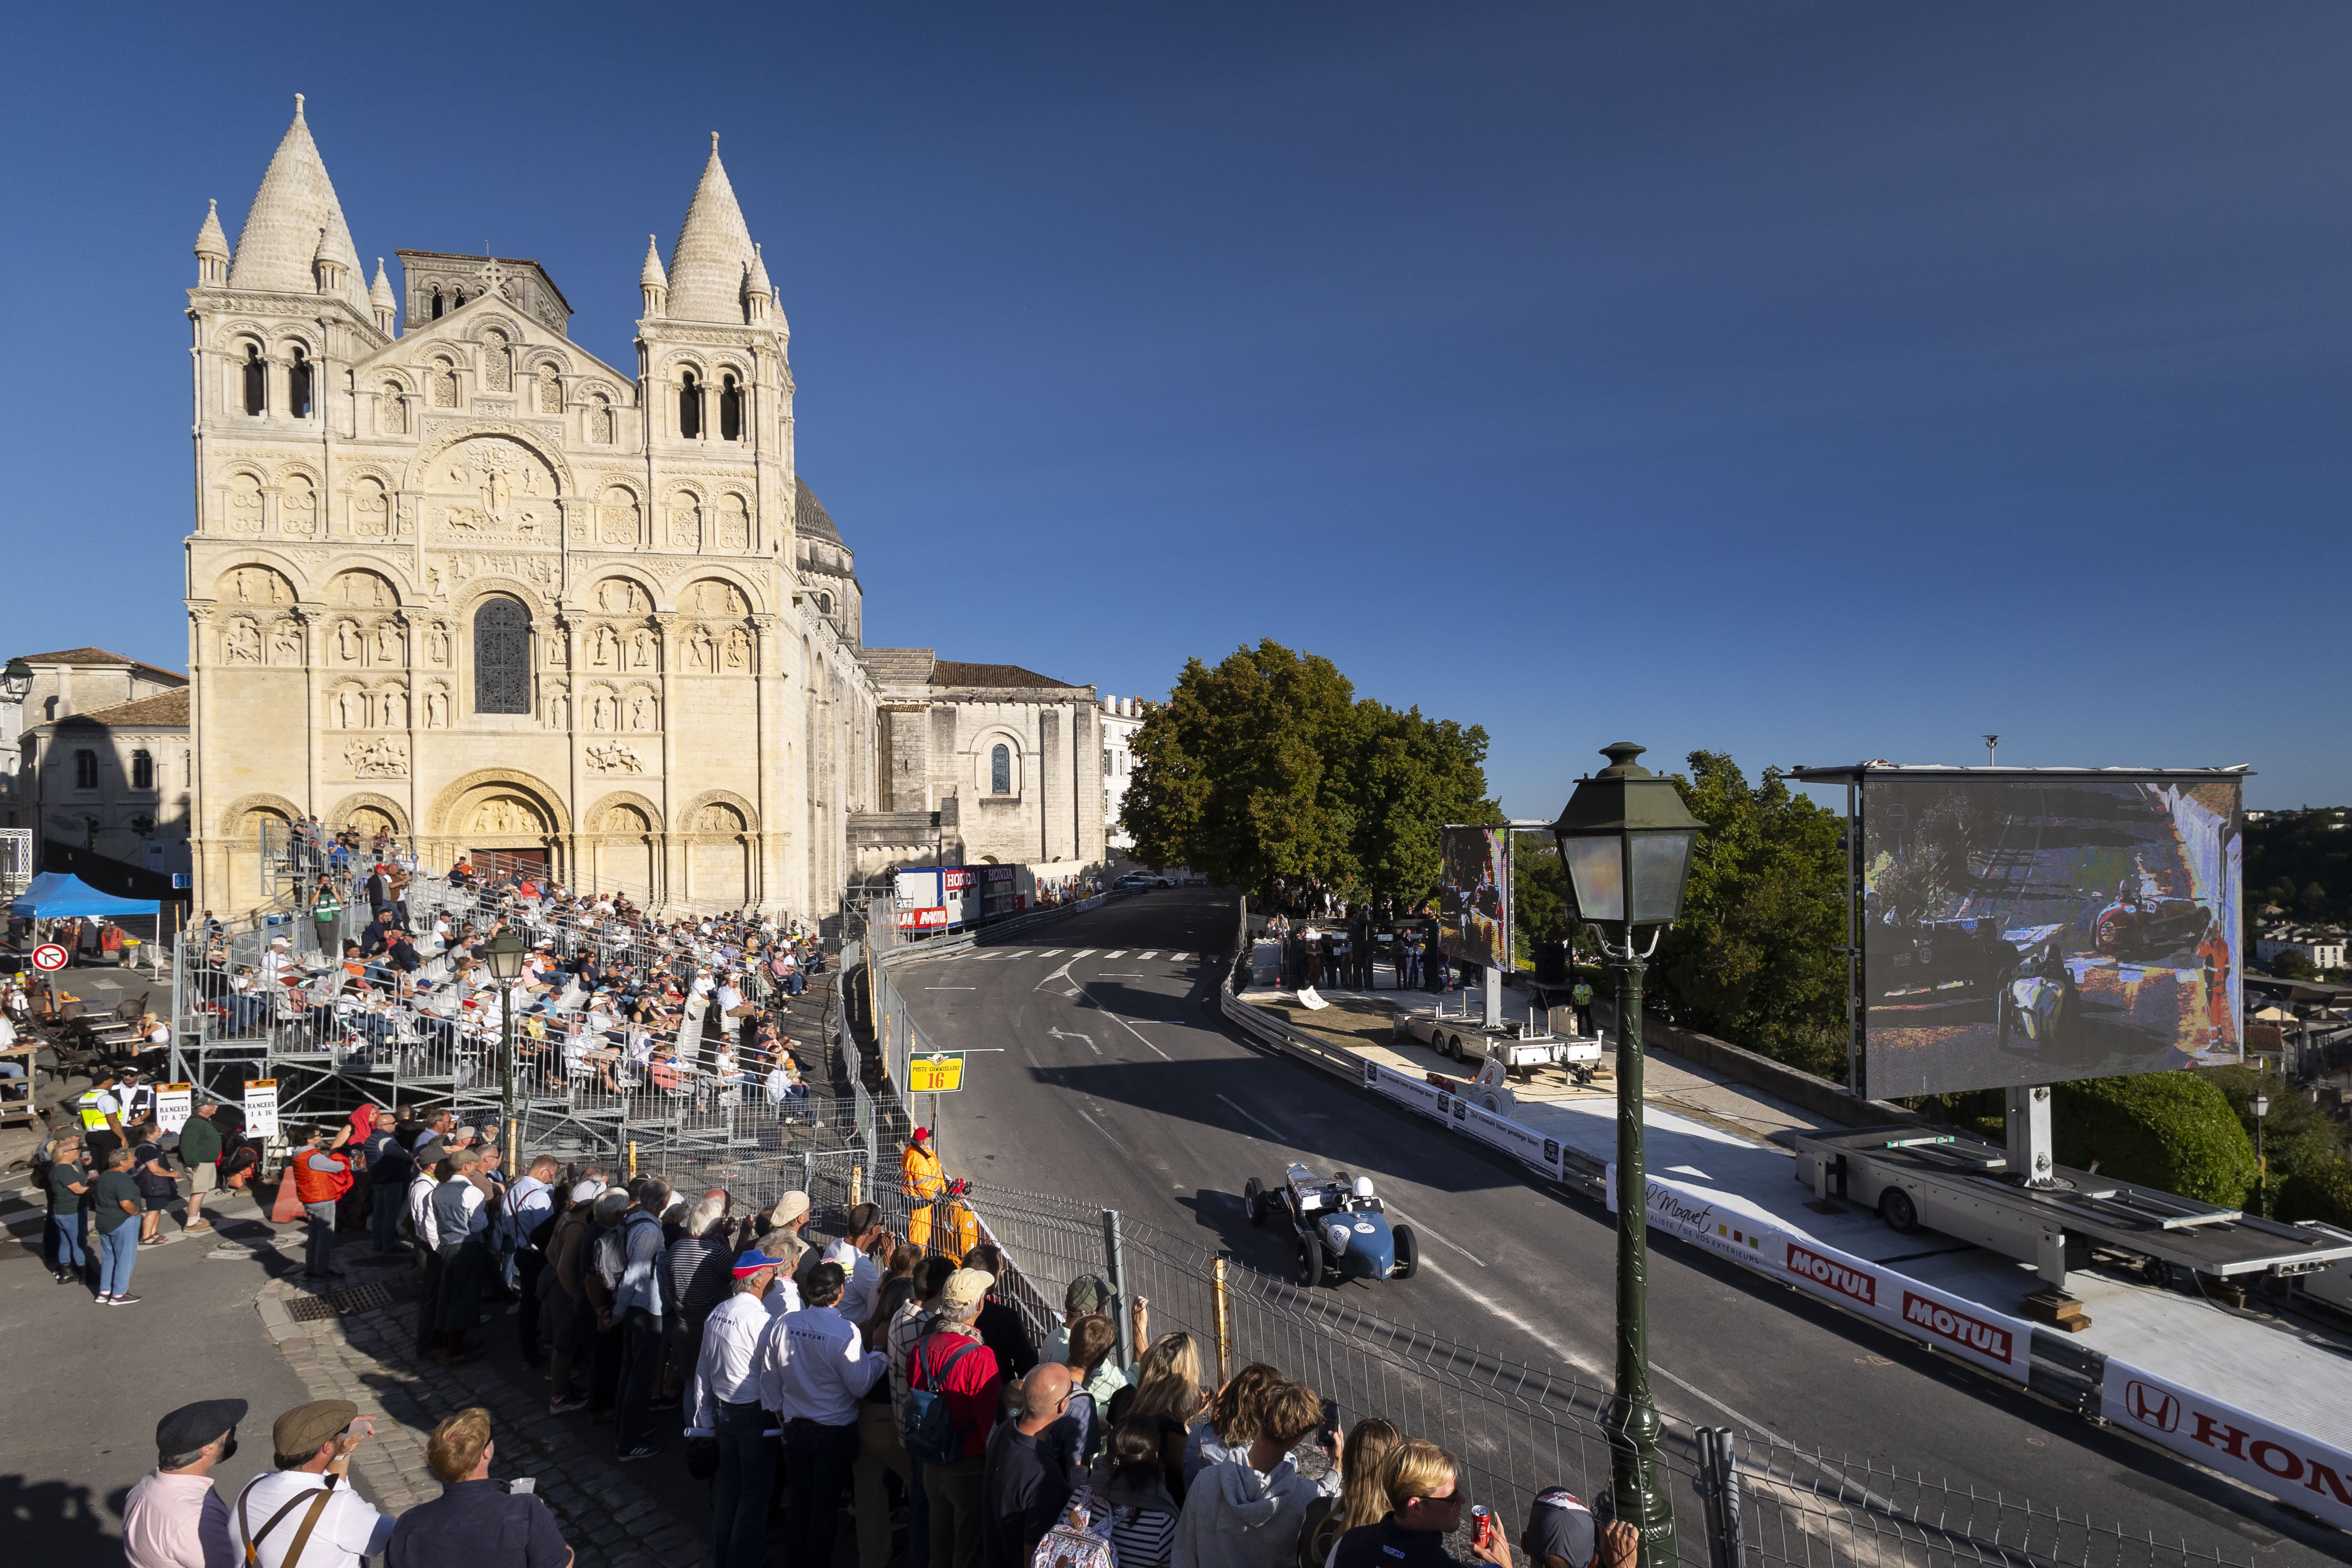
[
  {"x1": 2054, "y1": 1073, "x2": 2256, "y2": 1207},
  {"x1": 2271, "y1": 948, "x2": 2316, "y2": 980},
  {"x1": 1120, "y1": 639, "x2": 1494, "y2": 901},
  {"x1": 1653, "y1": 752, "x2": 1850, "y2": 1078}
]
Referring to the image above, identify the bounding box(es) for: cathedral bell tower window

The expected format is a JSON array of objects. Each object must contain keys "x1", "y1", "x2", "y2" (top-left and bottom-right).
[
  {"x1": 719, "y1": 374, "x2": 742, "y2": 442},
  {"x1": 991, "y1": 744, "x2": 1012, "y2": 796},
  {"x1": 288, "y1": 347, "x2": 313, "y2": 420},
  {"x1": 242, "y1": 345, "x2": 267, "y2": 415},
  {"x1": 679, "y1": 372, "x2": 704, "y2": 440},
  {"x1": 432, "y1": 289, "x2": 445, "y2": 319}
]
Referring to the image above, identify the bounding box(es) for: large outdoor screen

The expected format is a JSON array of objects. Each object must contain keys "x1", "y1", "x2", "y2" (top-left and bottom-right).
[
  {"x1": 1438, "y1": 826, "x2": 1511, "y2": 972},
  {"x1": 1861, "y1": 776, "x2": 2241, "y2": 1098}
]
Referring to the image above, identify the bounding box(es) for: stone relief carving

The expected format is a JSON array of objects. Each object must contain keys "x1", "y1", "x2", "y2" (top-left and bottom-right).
[
  {"x1": 335, "y1": 572, "x2": 391, "y2": 607},
  {"x1": 668, "y1": 498, "x2": 699, "y2": 550},
  {"x1": 589, "y1": 624, "x2": 618, "y2": 667},
  {"x1": 696, "y1": 804, "x2": 745, "y2": 833},
  {"x1": 723, "y1": 628, "x2": 751, "y2": 671},
  {"x1": 482, "y1": 331, "x2": 510, "y2": 392},
  {"x1": 379, "y1": 388, "x2": 407, "y2": 435},
  {"x1": 381, "y1": 686, "x2": 408, "y2": 728},
  {"x1": 628, "y1": 693, "x2": 657, "y2": 732},
  {"x1": 228, "y1": 567, "x2": 292, "y2": 605},
  {"x1": 429, "y1": 360, "x2": 458, "y2": 407},
  {"x1": 686, "y1": 625, "x2": 716, "y2": 672},
  {"x1": 281, "y1": 475, "x2": 318, "y2": 537},
  {"x1": 589, "y1": 690, "x2": 617, "y2": 731},
  {"x1": 548, "y1": 690, "x2": 570, "y2": 730},
  {"x1": 333, "y1": 621, "x2": 362, "y2": 663},
  {"x1": 222, "y1": 619, "x2": 261, "y2": 665},
  {"x1": 538, "y1": 369, "x2": 563, "y2": 414},
  {"x1": 353, "y1": 479, "x2": 391, "y2": 539},
  {"x1": 333, "y1": 688, "x2": 366, "y2": 728},
  {"x1": 594, "y1": 579, "x2": 649, "y2": 614},
  {"x1": 226, "y1": 474, "x2": 265, "y2": 535},
  {"x1": 424, "y1": 689, "x2": 449, "y2": 729},
  {"x1": 426, "y1": 622, "x2": 451, "y2": 664},
  {"x1": 587, "y1": 742, "x2": 644, "y2": 774},
  {"x1": 373, "y1": 621, "x2": 404, "y2": 664},
  {"x1": 629, "y1": 628, "x2": 656, "y2": 669},
  {"x1": 469, "y1": 797, "x2": 541, "y2": 836},
  {"x1": 345, "y1": 737, "x2": 408, "y2": 778},
  {"x1": 716, "y1": 494, "x2": 750, "y2": 551},
  {"x1": 270, "y1": 621, "x2": 303, "y2": 666}
]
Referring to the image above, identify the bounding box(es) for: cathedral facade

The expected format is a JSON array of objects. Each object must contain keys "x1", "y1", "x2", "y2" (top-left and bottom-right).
[{"x1": 183, "y1": 100, "x2": 894, "y2": 915}]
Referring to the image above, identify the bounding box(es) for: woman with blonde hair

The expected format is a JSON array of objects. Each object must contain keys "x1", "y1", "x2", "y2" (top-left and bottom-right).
[
  {"x1": 1106, "y1": 1329, "x2": 1208, "y2": 1502},
  {"x1": 1299, "y1": 1416, "x2": 1400, "y2": 1567}
]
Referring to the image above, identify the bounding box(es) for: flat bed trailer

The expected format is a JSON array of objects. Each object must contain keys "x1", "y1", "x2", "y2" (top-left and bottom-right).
[{"x1": 1790, "y1": 1122, "x2": 2352, "y2": 1298}]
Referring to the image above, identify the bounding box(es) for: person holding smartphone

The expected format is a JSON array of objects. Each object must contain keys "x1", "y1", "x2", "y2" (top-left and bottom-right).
[{"x1": 229, "y1": 1401, "x2": 394, "y2": 1568}]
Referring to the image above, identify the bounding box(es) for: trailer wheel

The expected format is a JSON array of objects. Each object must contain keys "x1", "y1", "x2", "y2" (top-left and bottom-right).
[
  {"x1": 1244, "y1": 1178, "x2": 1264, "y2": 1227},
  {"x1": 1880, "y1": 1186, "x2": 1921, "y2": 1235},
  {"x1": 1392, "y1": 1225, "x2": 1419, "y2": 1280},
  {"x1": 1445, "y1": 1034, "x2": 1463, "y2": 1062}
]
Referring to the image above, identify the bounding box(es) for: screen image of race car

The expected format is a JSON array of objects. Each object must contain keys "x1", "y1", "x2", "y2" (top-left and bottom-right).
[
  {"x1": 1860, "y1": 775, "x2": 2242, "y2": 1098},
  {"x1": 1438, "y1": 825, "x2": 1511, "y2": 972}
]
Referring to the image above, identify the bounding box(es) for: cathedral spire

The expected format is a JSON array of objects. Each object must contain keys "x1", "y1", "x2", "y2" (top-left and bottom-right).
[
  {"x1": 368, "y1": 257, "x2": 397, "y2": 335},
  {"x1": 745, "y1": 241, "x2": 774, "y2": 324},
  {"x1": 193, "y1": 198, "x2": 230, "y2": 285},
  {"x1": 663, "y1": 132, "x2": 759, "y2": 325},
  {"x1": 228, "y1": 94, "x2": 367, "y2": 314},
  {"x1": 639, "y1": 234, "x2": 669, "y2": 318}
]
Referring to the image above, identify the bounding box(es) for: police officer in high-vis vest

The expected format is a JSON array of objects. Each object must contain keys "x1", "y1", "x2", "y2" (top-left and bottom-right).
[
  {"x1": 1570, "y1": 980, "x2": 1596, "y2": 1040},
  {"x1": 76, "y1": 1069, "x2": 128, "y2": 1166}
]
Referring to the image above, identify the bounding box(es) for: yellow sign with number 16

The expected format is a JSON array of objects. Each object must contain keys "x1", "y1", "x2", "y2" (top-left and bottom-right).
[{"x1": 908, "y1": 1052, "x2": 967, "y2": 1094}]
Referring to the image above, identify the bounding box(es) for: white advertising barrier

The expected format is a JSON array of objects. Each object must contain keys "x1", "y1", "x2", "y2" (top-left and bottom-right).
[
  {"x1": 1607, "y1": 1168, "x2": 2034, "y2": 1385},
  {"x1": 2101, "y1": 1357, "x2": 2352, "y2": 1529},
  {"x1": 1358, "y1": 1060, "x2": 1573, "y2": 1182}
]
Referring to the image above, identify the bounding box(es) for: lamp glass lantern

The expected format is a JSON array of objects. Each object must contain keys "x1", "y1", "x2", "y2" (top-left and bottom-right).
[
  {"x1": 1550, "y1": 743, "x2": 1704, "y2": 928},
  {"x1": 480, "y1": 929, "x2": 528, "y2": 982},
  {"x1": 2253, "y1": 1094, "x2": 2270, "y2": 1119}
]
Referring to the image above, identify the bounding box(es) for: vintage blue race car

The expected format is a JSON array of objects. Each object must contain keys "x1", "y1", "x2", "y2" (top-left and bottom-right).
[{"x1": 1244, "y1": 1162, "x2": 1418, "y2": 1286}]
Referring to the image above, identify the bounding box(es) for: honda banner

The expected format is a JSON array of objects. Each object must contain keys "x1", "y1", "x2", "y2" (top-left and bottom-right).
[{"x1": 2101, "y1": 1358, "x2": 2352, "y2": 1529}]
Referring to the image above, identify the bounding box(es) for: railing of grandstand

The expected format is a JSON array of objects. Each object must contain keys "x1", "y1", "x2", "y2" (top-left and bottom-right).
[
  {"x1": 170, "y1": 847, "x2": 854, "y2": 1161},
  {"x1": 833, "y1": 912, "x2": 2260, "y2": 1568}
]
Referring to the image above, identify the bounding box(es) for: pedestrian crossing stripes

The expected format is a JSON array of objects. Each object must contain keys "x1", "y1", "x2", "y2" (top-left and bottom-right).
[
  {"x1": 1136, "y1": 951, "x2": 1157, "y2": 960},
  {"x1": 1102, "y1": 951, "x2": 1124, "y2": 959}
]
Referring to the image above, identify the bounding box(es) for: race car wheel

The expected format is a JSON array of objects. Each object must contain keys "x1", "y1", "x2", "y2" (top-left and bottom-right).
[
  {"x1": 1244, "y1": 1178, "x2": 1264, "y2": 1227},
  {"x1": 1392, "y1": 1225, "x2": 1419, "y2": 1280},
  {"x1": 1880, "y1": 1186, "x2": 1921, "y2": 1235},
  {"x1": 1296, "y1": 1236, "x2": 1328, "y2": 1288}
]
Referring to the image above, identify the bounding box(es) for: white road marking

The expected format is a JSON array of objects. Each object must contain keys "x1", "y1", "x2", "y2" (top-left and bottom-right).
[
  {"x1": 1037, "y1": 949, "x2": 1063, "y2": 957},
  {"x1": 1102, "y1": 951, "x2": 1125, "y2": 959},
  {"x1": 1215, "y1": 1092, "x2": 1287, "y2": 1141},
  {"x1": 1379, "y1": 1205, "x2": 1486, "y2": 1267},
  {"x1": 925, "y1": 987, "x2": 977, "y2": 991},
  {"x1": 1136, "y1": 950, "x2": 1158, "y2": 960},
  {"x1": 1047, "y1": 1026, "x2": 1101, "y2": 1055},
  {"x1": 1076, "y1": 987, "x2": 1172, "y2": 1059},
  {"x1": 1096, "y1": 972, "x2": 1143, "y2": 978},
  {"x1": 1073, "y1": 1106, "x2": 1121, "y2": 1143}
]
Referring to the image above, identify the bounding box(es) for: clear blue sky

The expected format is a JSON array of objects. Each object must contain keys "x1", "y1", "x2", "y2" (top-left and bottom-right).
[{"x1": 5, "y1": 4, "x2": 2345, "y2": 815}]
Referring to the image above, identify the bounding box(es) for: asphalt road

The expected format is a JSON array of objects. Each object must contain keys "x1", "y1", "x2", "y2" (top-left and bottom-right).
[{"x1": 889, "y1": 888, "x2": 2341, "y2": 1565}]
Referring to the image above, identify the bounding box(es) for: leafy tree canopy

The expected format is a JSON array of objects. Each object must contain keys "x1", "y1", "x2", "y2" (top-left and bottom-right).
[{"x1": 1120, "y1": 639, "x2": 1496, "y2": 903}]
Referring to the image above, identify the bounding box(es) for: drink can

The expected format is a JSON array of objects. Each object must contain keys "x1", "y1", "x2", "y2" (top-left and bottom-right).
[{"x1": 1470, "y1": 1504, "x2": 1494, "y2": 1549}]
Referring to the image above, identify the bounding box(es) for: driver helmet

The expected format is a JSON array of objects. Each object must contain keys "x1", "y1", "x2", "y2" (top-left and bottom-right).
[{"x1": 1353, "y1": 1176, "x2": 1377, "y2": 1199}]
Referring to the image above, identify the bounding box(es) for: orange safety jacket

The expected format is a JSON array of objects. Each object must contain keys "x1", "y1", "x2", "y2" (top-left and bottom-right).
[{"x1": 291, "y1": 1148, "x2": 355, "y2": 1206}]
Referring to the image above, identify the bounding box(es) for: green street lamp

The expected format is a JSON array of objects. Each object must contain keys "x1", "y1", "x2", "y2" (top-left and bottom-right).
[
  {"x1": 480, "y1": 928, "x2": 529, "y2": 1178},
  {"x1": 1552, "y1": 742, "x2": 1703, "y2": 1567}
]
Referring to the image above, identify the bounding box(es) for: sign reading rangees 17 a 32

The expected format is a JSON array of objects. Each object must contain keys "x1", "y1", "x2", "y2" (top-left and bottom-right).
[{"x1": 1855, "y1": 770, "x2": 2242, "y2": 1098}]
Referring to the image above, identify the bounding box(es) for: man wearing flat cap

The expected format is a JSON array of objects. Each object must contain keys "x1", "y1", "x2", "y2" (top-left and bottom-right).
[
  {"x1": 124, "y1": 1398, "x2": 245, "y2": 1568},
  {"x1": 227, "y1": 1399, "x2": 394, "y2": 1568}
]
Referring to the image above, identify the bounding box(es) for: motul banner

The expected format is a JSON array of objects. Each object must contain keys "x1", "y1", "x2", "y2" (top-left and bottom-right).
[
  {"x1": 1609, "y1": 1169, "x2": 2031, "y2": 1385},
  {"x1": 2102, "y1": 1358, "x2": 2352, "y2": 1529}
]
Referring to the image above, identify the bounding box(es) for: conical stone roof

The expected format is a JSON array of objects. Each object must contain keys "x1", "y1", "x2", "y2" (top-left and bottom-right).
[
  {"x1": 665, "y1": 134, "x2": 757, "y2": 325},
  {"x1": 194, "y1": 199, "x2": 229, "y2": 263},
  {"x1": 369, "y1": 258, "x2": 396, "y2": 314},
  {"x1": 640, "y1": 234, "x2": 668, "y2": 290},
  {"x1": 228, "y1": 95, "x2": 367, "y2": 314}
]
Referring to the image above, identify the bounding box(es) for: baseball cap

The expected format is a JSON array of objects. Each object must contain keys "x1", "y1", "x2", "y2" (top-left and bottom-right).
[
  {"x1": 732, "y1": 1249, "x2": 786, "y2": 1277},
  {"x1": 1064, "y1": 1273, "x2": 1112, "y2": 1315},
  {"x1": 1526, "y1": 1488, "x2": 1596, "y2": 1567},
  {"x1": 769, "y1": 1191, "x2": 811, "y2": 1226},
  {"x1": 938, "y1": 1268, "x2": 992, "y2": 1310},
  {"x1": 570, "y1": 1179, "x2": 607, "y2": 1203}
]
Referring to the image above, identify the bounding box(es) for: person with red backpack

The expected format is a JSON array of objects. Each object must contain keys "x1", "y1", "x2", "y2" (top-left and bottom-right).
[
  {"x1": 906, "y1": 1268, "x2": 1004, "y2": 1568},
  {"x1": 292, "y1": 1126, "x2": 358, "y2": 1281}
]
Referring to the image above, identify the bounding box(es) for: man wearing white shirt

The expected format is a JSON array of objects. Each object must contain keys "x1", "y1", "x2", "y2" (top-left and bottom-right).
[
  {"x1": 407, "y1": 1157, "x2": 444, "y2": 1357},
  {"x1": 503, "y1": 1154, "x2": 559, "y2": 1366},
  {"x1": 686, "y1": 1248, "x2": 787, "y2": 1568},
  {"x1": 822, "y1": 1203, "x2": 886, "y2": 1327},
  {"x1": 764, "y1": 1262, "x2": 883, "y2": 1568},
  {"x1": 228, "y1": 1400, "x2": 393, "y2": 1568}
]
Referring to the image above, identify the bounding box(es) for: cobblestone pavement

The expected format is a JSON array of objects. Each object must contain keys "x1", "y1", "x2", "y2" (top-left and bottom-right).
[{"x1": 256, "y1": 1249, "x2": 717, "y2": 1568}]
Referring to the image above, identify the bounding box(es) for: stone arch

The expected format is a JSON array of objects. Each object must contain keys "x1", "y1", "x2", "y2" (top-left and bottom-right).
[
  {"x1": 316, "y1": 552, "x2": 418, "y2": 601},
  {"x1": 273, "y1": 327, "x2": 321, "y2": 358},
  {"x1": 215, "y1": 789, "x2": 303, "y2": 839},
  {"x1": 213, "y1": 562, "x2": 299, "y2": 609},
  {"x1": 587, "y1": 573, "x2": 656, "y2": 615},
  {"x1": 405, "y1": 422, "x2": 574, "y2": 498},
  {"x1": 212, "y1": 319, "x2": 276, "y2": 351},
  {"x1": 425, "y1": 768, "x2": 572, "y2": 839},
  {"x1": 326, "y1": 567, "x2": 402, "y2": 609},
  {"x1": 326, "y1": 791, "x2": 412, "y2": 836},
  {"x1": 972, "y1": 724, "x2": 1028, "y2": 797},
  {"x1": 678, "y1": 789, "x2": 759, "y2": 837},
  {"x1": 220, "y1": 468, "x2": 269, "y2": 536},
  {"x1": 664, "y1": 486, "x2": 705, "y2": 551},
  {"x1": 671, "y1": 565, "x2": 764, "y2": 617},
  {"x1": 588, "y1": 790, "x2": 665, "y2": 835},
  {"x1": 459, "y1": 310, "x2": 528, "y2": 344}
]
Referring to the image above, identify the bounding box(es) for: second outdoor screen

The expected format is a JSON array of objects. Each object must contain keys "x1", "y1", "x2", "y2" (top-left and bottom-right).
[{"x1": 1860, "y1": 776, "x2": 2241, "y2": 1098}]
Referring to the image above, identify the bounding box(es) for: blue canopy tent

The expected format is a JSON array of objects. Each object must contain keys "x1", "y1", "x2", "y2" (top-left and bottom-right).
[{"x1": 10, "y1": 872, "x2": 160, "y2": 919}]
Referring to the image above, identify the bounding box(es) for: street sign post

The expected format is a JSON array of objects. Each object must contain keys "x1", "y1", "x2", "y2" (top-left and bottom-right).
[
  {"x1": 31, "y1": 943, "x2": 68, "y2": 972},
  {"x1": 909, "y1": 1051, "x2": 967, "y2": 1094}
]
